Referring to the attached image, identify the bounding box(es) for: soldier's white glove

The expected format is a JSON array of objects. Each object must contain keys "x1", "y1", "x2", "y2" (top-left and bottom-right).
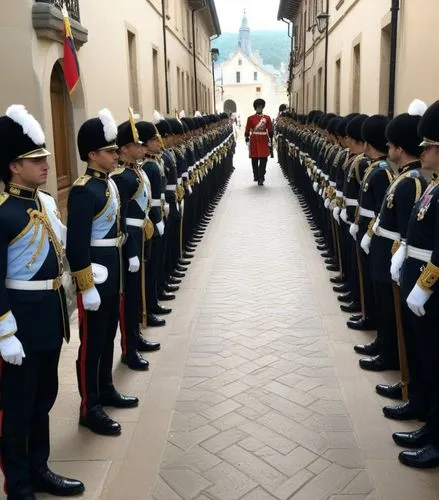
[
  {"x1": 329, "y1": 199, "x2": 337, "y2": 210},
  {"x1": 313, "y1": 182, "x2": 318, "y2": 192},
  {"x1": 391, "y1": 242, "x2": 407, "y2": 283},
  {"x1": 82, "y1": 286, "x2": 101, "y2": 311},
  {"x1": 333, "y1": 206, "x2": 341, "y2": 222},
  {"x1": 128, "y1": 256, "x2": 140, "y2": 273},
  {"x1": 349, "y1": 223, "x2": 359, "y2": 241},
  {"x1": 156, "y1": 220, "x2": 165, "y2": 236},
  {"x1": 324, "y1": 198, "x2": 330, "y2": 209},
  {"x1": 361, "y1": 233, "x2": 372, "y2": 254},
  {"x1": 407, "y1": 284, "x2": 432, "y2": 317},
  {"x1": 0, "y1": 335, "x2": 25, "y2": 365},
  {"x1": 164, "y1": 203, "x2": 170, "y2": 218},
  {"x1": 340, "y1": 208, "x2": 348, "y2": 223}
]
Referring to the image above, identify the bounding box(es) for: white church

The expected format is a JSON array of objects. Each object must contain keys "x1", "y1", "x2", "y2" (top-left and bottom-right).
[{"x1": 215, "y1": 12, "x2": 288, "y2": 125}]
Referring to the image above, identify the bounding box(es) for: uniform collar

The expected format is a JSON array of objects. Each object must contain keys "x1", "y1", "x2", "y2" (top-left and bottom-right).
[
  {"x1": 119, "y1": 160, "x2": 136, "y2": 169},
  {"x1": 399, "y1": 160, "x2": 421, "y2": 173},
  {"x1": 144, "y1": 152, "x2": 161, "y2": 160},
  {"x1": 86, "y1": 167, "x2": 108, "y2": 179},
  {"x1": 6, "y1": 183, "x2": 38, "y2": 199}
]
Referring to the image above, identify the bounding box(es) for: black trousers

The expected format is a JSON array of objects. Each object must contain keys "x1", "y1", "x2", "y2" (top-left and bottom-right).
[
  {"x1": 120, "y1": 233, "x2": 142, "y2": 357},
  {"x1": 163, "y1": 204, "x2": 181, "y2": 284},
  {"x1": 373, "y1": 279, "x2": 398, "y2": 361},
  {"x1": 251, "y1": 157, "x2": 268, "y2": 181},
  {"x1": 1, "y1": 347, "x2": 61, "y2": 495},
  {"x1": 148, "y1": 235, "x2": 164, "y2": 308},
  {"x1": 77, "y1": 292, "x2": 119, "y2": 415}
]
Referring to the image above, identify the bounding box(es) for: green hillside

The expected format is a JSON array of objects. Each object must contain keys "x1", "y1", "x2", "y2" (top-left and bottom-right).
[{"x1": 213, "y1": 31, "x2": 291, "y2": 69}]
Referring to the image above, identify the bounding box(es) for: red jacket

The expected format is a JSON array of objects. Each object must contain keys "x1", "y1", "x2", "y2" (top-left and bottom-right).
[{"x1": 245, "y1": 113, "x2": 273, "y2": 158}]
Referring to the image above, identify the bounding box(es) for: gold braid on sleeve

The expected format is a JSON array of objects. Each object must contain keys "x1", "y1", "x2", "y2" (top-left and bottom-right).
[
  {"x1": 71, "y1": 265, "x2": 94, "y2": 292},
  {"x1": 417, "y1": 261, "x2": 439, "y2": 291}
]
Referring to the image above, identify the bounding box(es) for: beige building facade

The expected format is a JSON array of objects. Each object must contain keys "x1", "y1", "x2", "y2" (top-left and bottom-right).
[
  {"x1": 216, "y1": 13, "x2": 288, "y2": 123},
  {"x1": 277, "y1": 0, "x2": 439, "y2": 118},
  {"x1": 0, "y1": 0, "x2": 220, "y2": 216}
]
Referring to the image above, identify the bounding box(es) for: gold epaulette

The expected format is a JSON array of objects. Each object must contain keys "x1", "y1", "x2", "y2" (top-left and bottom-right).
[
  {"x1": 111, "y1": 167, "x2": 126, "y2": 176},
  {"x1": 73, "y1": 175, "x2": 92, "y2": 187},
  {"x1": 417, "y1": 262, "x2": 439, "y2": 291},
  {"x1": 0, "y1": 192, "x2": 10, "y2": 206}
]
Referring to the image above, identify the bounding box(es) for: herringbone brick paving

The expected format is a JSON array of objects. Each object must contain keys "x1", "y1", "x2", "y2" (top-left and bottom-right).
[{"x1": 8, "y1": 141, "x2": 439, "y2": 500}]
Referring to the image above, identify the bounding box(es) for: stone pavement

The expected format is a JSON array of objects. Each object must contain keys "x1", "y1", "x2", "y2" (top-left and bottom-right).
[{"x1": 5, "y1": 142, "x2": 439, "y2": 500}]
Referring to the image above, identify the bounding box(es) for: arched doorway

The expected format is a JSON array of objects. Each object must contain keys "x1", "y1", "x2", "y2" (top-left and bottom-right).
[
  {"x1": 224, "y1": 99, "x2": 237, "y2": 115},
  {"x1": 50, "y1": 62, "x2": 73, "y2": 221}
]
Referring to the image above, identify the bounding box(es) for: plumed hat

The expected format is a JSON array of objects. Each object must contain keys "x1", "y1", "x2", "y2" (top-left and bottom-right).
[
  {"x1": 77, "y1": 108, "x2": 118, "y2": 162},
  {"x1": 418, "y1": 100, "x2": 439, "y2": 147},
  {"x1": 0, "y1": 105, "x2": 50, "y2": 182},
  {"x1": 386, "y1": 99, "x2": 427, "y2": 156}
]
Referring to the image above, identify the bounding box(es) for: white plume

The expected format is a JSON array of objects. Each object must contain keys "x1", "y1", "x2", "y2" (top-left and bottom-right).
[
  {"x1": 152, "y1": 110, "x2": 163, "y2": 124},
  {"x1": 179, "y1": 110, "x2": 186, "y2": 119},
  {"x1": 6, "y1": 105, "x2": 45, "y2": 145},
  {"x1": 98, "y1": 108, "x2": 117, "y2": 142},
  {"x1": 408, "y1": 99, "x2": 427, "y2": 117},
  {"x1": 194, "y1": 110, "x2": 202, "y2": 117}
]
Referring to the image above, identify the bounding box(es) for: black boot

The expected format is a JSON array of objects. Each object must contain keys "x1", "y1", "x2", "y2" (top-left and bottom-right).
[
  {"x1": 399, "y1": 444, "x2": 439, "y2": 468},
  {"x1": 137, "y1": 335, "x2": 161, "y2": 352},
  {"x1": 79, "y1": 406, "x2": 121, "y2": 436},
  {"x1": 147, "y1": 314, "x2": 166, "y2": 327},
  {"x1": 393, "y1": 425, "x2": 430, "y2": 448},
  {"x1": 121, "y1": 351, "x2": 149, "y2": 371},
  {"x1": 99, "y1": 389, "x2": 139, "y2": 409},
  {"x1": 32, "y1": 466, "x2": 85, "y2": 497},
  {"x1": 375, "y1": 382, "x2": 403, "y2": 400}
]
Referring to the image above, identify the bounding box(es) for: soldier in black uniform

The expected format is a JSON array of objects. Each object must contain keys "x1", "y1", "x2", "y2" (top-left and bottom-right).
[
  {"x1": 393, "y1": 101, "x2": 439, "y2": 468},
  {"x1": 0, "y1": 105, "x2": 84, "y2": 499},
  {"x1": 339, "y1": 115, "x2": 369, "y2": 322},
  {"x1": 140, "y1": 122, "x2": 171, "y2": 327},
  {"x1": 111, "y1": 117, "x2": 160, "y2": 371},
  {"x1": 353, "y1": 116, "x2": 394, "y2": 369},
  {"x1": 358, "y1": 102, "x2": 427, "y2": 409},
  {"x1": 66, "y1": 109, "x2": 138, "y2": 437}
]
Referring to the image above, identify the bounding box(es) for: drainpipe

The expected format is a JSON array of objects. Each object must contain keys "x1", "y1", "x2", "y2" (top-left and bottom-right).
[
  {"x1": 388, "y1": 0, "x2": 399, "y2": 118},
  {"x1": 161, "y1": 0, "x2": 170, "y2": 114},
  {"x1": 323, "y1": 0, "x2": 329, "y2": 113}
]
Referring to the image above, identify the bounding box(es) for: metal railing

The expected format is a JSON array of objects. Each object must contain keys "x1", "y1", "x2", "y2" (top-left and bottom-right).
[{"x1": 35, "y1": 0, "x2": 80, "y2": 22}]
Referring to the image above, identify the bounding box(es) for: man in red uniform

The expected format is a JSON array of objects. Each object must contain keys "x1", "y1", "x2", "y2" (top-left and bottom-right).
[{"x1": 245, "y1": 99, "x2": 273, "y2": 185}]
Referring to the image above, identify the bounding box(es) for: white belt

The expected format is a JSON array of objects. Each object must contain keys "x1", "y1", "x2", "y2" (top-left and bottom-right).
[
  {"x1": 6, "y1": 277, "x2": 62, "y2": 291},
  {"x1": 359, "y1": 208, "x2": 375, "y2": 218},
  {"x1": 167, "y1": 185, "x2": 176, "y2": 191},
  {"x1": 151, "y1": 200, "x2": 161, "y2": 207},
  {"x1": 329, "y1": 181, "x2": 336, "y2": 187},
  {"x1": 91, "y1": 236, "x2": 123, "y2": 247},
  {"x1": 407, "y1": 246, "x2": 432, "y2": 263},
  {"x1": 376, "y1": 227, "x2": 400, "y2": 241},
  {"x1": 252, "y1": 131, "x2": 268, "y2": 135},
  {"x1": 345, "y1": 198, "x2": 358, "y2": 207},
  {"x1": 336, "y1": 190, "x2": 343, "y2": 197},
  {"x1": 126, "y1": 218, "x2": 144, "y2": 228}
]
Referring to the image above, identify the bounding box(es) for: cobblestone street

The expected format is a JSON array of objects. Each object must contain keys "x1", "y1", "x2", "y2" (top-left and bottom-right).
[{"x1": 17, "y1": 142, "x2": 439, "y2": 500}]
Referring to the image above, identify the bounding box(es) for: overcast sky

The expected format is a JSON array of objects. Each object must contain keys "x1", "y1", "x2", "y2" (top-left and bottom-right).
[{"x1": 214, "y1": 0, "x2": 285, "y2": 33}]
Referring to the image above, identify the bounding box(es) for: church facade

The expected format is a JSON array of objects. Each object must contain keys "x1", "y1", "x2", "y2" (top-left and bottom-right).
[{"x1": 215, "y1": 13, "x2": 288, "y2": 124}]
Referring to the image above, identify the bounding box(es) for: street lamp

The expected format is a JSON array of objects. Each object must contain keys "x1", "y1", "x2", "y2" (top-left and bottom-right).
[
  {"x1": 211, "y1": 48, "x2": 219, "y2": 113},
  {"x1": 316, "y1": 4, "x2": 330, "y2": 112}
]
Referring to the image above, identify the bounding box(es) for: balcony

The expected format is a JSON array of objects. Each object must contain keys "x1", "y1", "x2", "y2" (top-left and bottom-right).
[{"x1": 33, "y1": 0, "x2": 88, "y2": 47}]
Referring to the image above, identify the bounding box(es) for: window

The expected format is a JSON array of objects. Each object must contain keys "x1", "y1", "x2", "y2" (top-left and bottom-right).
[
  {"x1": 335, "y1": 58, "x2": 341, "y2": 114},
  {"x1": 317, "y1": 67, "x2": 323, "y2": 109},
  {"x1": 238, "y1": 59, "x2": 242, "y2": 66},
  {"x1": 379, "y1": 25, "x2": 391, "y2": 115},
  {"x1": 312, "y1": 74, "x2": 317, "y2": 108},
  {"x1": 127, "y1": 30, "x2": 140, "y2": 113},
  {"x1": 236, "y1": 71, "x2": 241, "y2": 83},
  {"x1": 254, "y1": 71, "x2": 258, "y2": 81},
  {"x1": 152, "y1": 48, "x2": 160, "y2": 110},
  {"x1": 177, "y1": 67, "x2": 181, "y2": 109},
  {"x1": 352, "y1": 43, "x2": 361, "y2": 112}
]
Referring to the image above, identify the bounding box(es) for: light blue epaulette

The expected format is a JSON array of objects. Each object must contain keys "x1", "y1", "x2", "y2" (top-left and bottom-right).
[{"x1": 379, "y1": 161, "x2": 389, "y2": 169}]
